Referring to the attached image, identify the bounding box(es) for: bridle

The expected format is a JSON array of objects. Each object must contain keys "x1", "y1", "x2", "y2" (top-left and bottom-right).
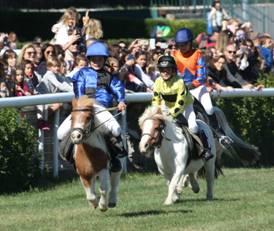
[
  {"x1": 71, "y1": 106, "x2": 121, "y2": 139},
  {"x1": 141, "y1": 117, "x2": 166, "y2": 148},
  {"x1": 71, "y1": 107, "x2": 94, "y2": 139}
]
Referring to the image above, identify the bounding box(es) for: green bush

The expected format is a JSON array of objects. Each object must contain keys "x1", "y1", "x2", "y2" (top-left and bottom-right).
[
  {"x1": 0, "y1": 108, "x2": 40, "y2": 193},
  {"x1": 215, "y1": 75, "x2": 274, "y2": 166}
]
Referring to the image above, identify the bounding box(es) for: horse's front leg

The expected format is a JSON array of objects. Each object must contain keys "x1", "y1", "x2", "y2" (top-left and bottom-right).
[
  {"x1": 109, "y1": 169, "x2": 122, "y2": 208},
  {"x1": 98, "y1": 168, "x2": 110, "y2": 212},
  {"x1": 164, "y1": 167, "x2": 185, "y2": 205},
  {"x1": 80, "y1": 176, "x2": 98, "y2": 209},
  {"x1": 176, "y1": 174, "x2": 189, "y2": 194}
]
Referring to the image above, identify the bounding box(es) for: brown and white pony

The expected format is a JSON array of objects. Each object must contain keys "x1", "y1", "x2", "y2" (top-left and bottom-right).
[
  {"x1": 139, "y1": 106, "x2": 216, "y2": 205},
  {"x1": 70, "y1": 96, "x2": 122, "y2": 211}
]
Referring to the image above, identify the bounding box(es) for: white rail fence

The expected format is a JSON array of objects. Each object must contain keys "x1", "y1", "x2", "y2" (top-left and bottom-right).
[{"x1": 0, "y1": 88, "x2": 274, "y2": 177}]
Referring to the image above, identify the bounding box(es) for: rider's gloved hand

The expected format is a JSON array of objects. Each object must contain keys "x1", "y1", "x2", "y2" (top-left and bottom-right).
[{"x1": 117, "y1": 101, "x2": 126, "y2": 111}]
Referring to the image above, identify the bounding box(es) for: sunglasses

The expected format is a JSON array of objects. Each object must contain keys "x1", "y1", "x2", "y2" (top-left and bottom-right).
[
  {"x1": 46, "y1": 50, "x2": 54, "y2": 54},
  {"x1": 227, "y1": 50, "x2": 236, "y2": 54},
  {"x1": 27, "y1": 51, "x2": 36, "y2": 55}
]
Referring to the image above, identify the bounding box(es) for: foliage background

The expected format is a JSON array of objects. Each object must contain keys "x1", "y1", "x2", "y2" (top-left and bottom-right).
[{"x1": 0, "y1": 108, "x2": 40, "y2": 193}]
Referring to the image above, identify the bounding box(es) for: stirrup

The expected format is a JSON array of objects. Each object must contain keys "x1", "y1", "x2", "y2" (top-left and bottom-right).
[
  {"x1": 219, "y1": 136, "x2": 233, "y2": 149},
  {"x1": 110, "y1": 136, "x2": 128, "y2": 158},
  {"x1": 110, "y1": 137, "x2": 124, "y2": 151},
  {"x1": 202, "y1": 150, "x2": 214, "y2": 161}
]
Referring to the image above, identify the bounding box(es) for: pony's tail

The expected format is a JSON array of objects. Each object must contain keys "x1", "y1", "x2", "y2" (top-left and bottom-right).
[
  {"x1": 214, "y1": 107, "x2": 260, "y2": 166},
  {"x1": 197, "y1": 159, "x2": 224, "y2": 179}
]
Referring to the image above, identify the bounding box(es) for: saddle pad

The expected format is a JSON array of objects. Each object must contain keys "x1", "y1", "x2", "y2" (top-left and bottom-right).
[{"x1": 181, "y1": 126, "x2": 201, "y2": 160}]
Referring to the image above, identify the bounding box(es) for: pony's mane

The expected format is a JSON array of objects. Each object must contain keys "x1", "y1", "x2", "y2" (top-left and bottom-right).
[
  {"x1": 138, "y1": 105, "x2": 166, "y2": 127},
  {"x1": 73, "y1": 96, "x2": 96, "y2": 109}
]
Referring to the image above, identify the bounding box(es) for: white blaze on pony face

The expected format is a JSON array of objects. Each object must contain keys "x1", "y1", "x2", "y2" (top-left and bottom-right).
[
  {"x1": 71, "y1": 111, "x2": 91, "y2": 144},
  {"x1": 139, "y1": 119, "x2": 155, "y2": 153},
  {"x1": 70, "y1": 97, "x2": 93, "y2": 144}
]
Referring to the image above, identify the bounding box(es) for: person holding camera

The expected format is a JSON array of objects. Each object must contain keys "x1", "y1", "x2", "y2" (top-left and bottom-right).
[{"x1": 51, "y1": 7, "x2": 81, "y2": 51}]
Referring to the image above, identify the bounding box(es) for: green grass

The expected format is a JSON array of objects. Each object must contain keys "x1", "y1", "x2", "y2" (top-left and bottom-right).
[{"x1": 1, "y1": 168, "x2": 274, "y2": 231}]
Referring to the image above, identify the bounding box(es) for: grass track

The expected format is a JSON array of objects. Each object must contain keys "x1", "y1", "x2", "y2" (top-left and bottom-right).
[{"x1": 0, "y1": 168, "x2": 274, "y2": 231}]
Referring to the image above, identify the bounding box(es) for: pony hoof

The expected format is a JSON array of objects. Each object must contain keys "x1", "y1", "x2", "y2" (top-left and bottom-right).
[
  {"x1": 206, "y1": 195, "x2": 213, "y2": 201},
  {"x1": 108, "y1": 202, "x2": 116, "y2": 208},
  {"x1": 88, "y1": 200, "x2": 98, "y2": 209},
  {"x1": 164, "y1": 199, "x2": 173, "y2": 205},
  {"x1": 191, "y1": 187, "x2": 200, "y2": 194},
  {"x1": 99, "y1": 204, "x2": 108, "y2": 212},
  {"x1": 176, "y1": 188, "x2": 182, "y2": 194}
]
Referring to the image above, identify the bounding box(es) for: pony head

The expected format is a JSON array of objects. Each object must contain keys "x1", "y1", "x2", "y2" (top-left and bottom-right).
[
  {"x1": 70, "y1": 96, "x2": 95, "y2": 144},
  {"x1": 139, "y1": 106, "x2": 166, "y2": 154}
]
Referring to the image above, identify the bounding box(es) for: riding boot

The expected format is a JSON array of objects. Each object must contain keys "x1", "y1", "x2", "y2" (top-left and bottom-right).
[
  {"x1": 59, "y1": 134, "x2": 75, "y2": 164},
  {"x1": 197, "y1": 130, "x2": 214, "y2": 161},
  {"x1": 208, "y1": 113, "x2": 233, "y2": 149},
  {"x1": 107, "y1": 134, "x2": 128, "y2": 172},
  {"x1": 109, "y1": 135, "x2": 128, "y2": 158}
]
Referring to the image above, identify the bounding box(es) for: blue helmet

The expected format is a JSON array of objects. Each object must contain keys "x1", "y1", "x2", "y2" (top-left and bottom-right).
[
  {"x1": 175, "y1": 28, "x2": 193, "y2": 44},
  {"x1": 86, "y1": 41, "x2": 109, "y2": 57}
]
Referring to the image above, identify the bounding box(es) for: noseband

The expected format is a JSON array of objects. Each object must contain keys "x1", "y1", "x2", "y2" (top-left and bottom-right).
[
  {"x1": 141, "y1": 118, "x2": 165, "y2": 147},
  {"x1": 71, "y1": 107, "x2": 94, "y2": 138}
]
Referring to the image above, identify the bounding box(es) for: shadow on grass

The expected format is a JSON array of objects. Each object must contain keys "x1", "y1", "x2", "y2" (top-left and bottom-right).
[
  {"x1": 177, "y1": 197, "x2": 240, "y2": 203},
  {"x1": 119, "y1": 208, "x2": 192, "y2": 217}
]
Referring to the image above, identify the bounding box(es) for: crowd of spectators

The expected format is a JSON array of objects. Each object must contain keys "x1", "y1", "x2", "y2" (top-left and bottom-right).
[{"x1": 0, "y1": 3, "x2": 272, "y2": 128}]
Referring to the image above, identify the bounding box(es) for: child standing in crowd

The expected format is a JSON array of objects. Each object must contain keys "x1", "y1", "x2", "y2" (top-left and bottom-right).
[
  {"x1": 2, "y1": 49, "x2": 17, "y2": 76},
  {"x1": 66, "y1": 54, "x2": 88, "y2": 77},
  {"x1": 22, "y1": 60, "x2": 41, "y2": 94},
  {"x1": 0, "y1": 81, "x2": 10, "y2": 97},
  {"x1": 14, "y1": 66, "x2": 32, "y2": 97},
  {"x1": 36, "y1": 57, "x2": 73, "y2": 131},
  {"x1": 133, "y1": 51, "x2": 154, "y2": 91}
]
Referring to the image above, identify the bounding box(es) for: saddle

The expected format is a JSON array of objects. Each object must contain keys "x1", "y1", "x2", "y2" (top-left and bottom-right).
[{"x1": 175, "y1": 116, "x2": 204, "y2": 161}]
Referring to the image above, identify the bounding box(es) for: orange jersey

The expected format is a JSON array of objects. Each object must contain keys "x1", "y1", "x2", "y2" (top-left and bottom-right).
[{"x1": 172, "y1": 49, "x2": 207, "y2": 86}]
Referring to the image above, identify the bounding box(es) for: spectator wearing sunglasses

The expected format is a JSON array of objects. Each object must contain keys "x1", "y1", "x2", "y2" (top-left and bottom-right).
[
  {"x1": 36, "y1": 43, "x2": 56, "y2": 76},
  {"x1": 223, "y1": 43, "x2": 254, "y2": 89},
  {"x1": 17, "y1": 43, "x2": 37, "y2": 66}
]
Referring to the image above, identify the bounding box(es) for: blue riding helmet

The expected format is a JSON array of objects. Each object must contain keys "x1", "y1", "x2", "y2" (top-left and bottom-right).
[
  {"x1": 175, "y1": 28, "x2": 193, "y2": 44},
  {"x1": 86, "y1": 41, "x2": 109, "y2": 57}
]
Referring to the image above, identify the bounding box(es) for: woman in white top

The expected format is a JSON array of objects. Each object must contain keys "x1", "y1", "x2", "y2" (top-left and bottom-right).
[
  {"x1": 133, "y1": 51, "x2": 154, "y2": 91},
  {"x1": 208, "y1": 0, "x2": 230, "y2": 33},
  {"x1": 51, "y1": 7, "x2": 81, "y2": 50}
]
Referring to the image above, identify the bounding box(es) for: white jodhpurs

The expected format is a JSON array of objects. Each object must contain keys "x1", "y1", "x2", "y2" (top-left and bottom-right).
[
  {"x1": 190, "y1": 85, "x2": 214, "y2": 116},
  {"x1": 183, "y1": 104, "x2": 199, "y2": 134},
  {"x1": 57, "y1": 103, "x2": 122, "y2": 140}
]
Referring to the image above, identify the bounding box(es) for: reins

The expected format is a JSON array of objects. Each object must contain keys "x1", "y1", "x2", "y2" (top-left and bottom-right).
[
  {"x1": 141, "y1": 117, "x2": 170, "y2": 147},
  {"x1": 71, "y1": 105, "x2": 122, "y2": 137}
]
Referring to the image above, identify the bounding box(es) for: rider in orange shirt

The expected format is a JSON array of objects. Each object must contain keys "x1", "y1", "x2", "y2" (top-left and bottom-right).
[{"x1": 172, "y1": 28, "x2": 232, "y2": 149}]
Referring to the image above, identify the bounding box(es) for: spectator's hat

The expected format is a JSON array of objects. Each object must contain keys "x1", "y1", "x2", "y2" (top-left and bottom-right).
[{"x1": 257, "y1": 32, "x2": 272, "y2": 39}]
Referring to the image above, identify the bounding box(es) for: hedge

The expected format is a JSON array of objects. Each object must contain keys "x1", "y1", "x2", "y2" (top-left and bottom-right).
[
  {"x1": 0, "y1": 108, "x2": 40, "y2": 193},
  {"x1": 145, "y1": 18, "x2": 206, "y2": 39},
  {"x1": 215, "y1": 74, "x2": 274, "y2": 166}
]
